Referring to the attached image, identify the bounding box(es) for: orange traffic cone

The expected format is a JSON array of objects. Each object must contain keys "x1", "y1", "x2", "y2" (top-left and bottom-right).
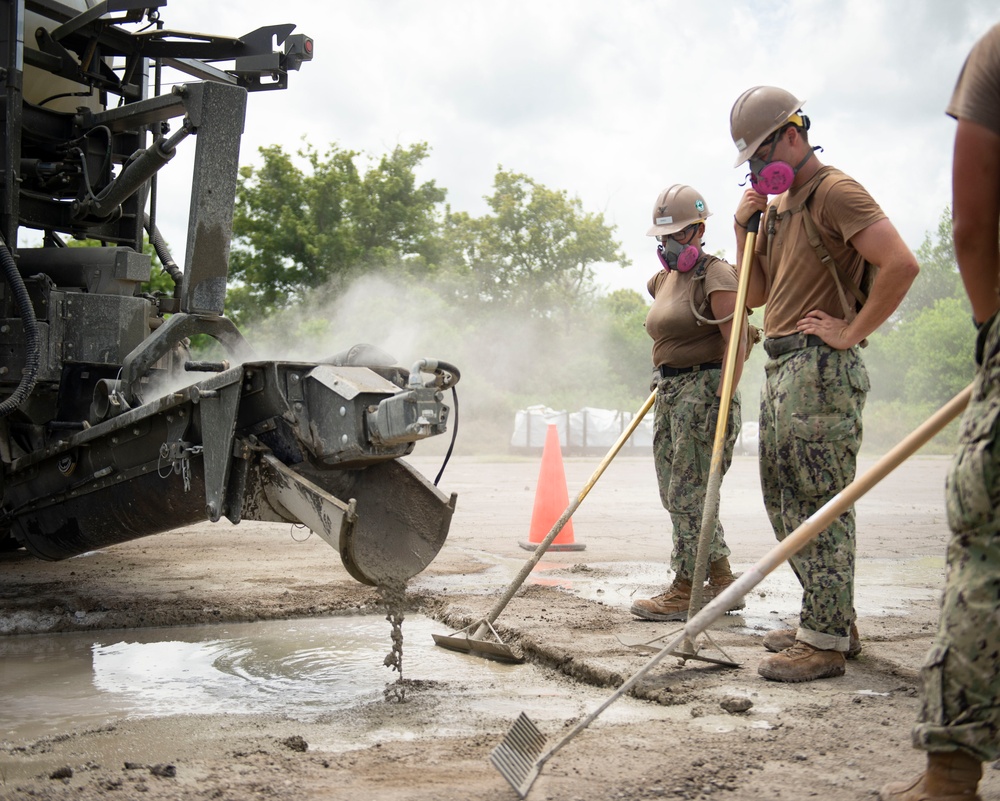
[{"x1": 520, "y1": 423, "x2": 585, "y2": 552}]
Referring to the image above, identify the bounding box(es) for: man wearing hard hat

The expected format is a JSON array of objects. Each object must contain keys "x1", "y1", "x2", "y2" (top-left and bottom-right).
[{"x1": 730, "y1": 87, "x2": 919, "y2": 683}]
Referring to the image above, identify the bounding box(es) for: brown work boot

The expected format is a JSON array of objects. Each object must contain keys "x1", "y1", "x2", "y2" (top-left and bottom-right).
[
  {"x1": 704, "y1": 557, "x2": 745, "y2": 611},
  {"x1": 879, "y1": 751, "x2": 983, "y2": 800},
  {"x1": 757, "y1": 640, "x2": 846, "y2": 682},
  {"x1": 763, "y1": 622, "x2": 862, "y2": 658},
  {"x1": 631, "y1": 579, "x2": 692, "y2": 622}
]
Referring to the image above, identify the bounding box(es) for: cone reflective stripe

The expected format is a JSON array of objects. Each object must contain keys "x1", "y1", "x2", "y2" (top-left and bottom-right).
[{"x1": 520, "y1": 424, "x2": 585, "y2": 551}]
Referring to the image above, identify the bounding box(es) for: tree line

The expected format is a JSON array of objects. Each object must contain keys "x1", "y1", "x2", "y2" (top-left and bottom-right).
[{"x1": 217, "y1": 141, "x2": 972, "y2": 453}]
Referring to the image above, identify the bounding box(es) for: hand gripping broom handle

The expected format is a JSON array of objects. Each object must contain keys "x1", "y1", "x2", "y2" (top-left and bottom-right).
[
  {"x1": 534, "y1": 381, "x2": 972, "y2": 772},
  {"x1": 688, "y1": 210, "x2": 761, "y2": 616},
  {"x1": 473, "y1": 390, "x2": 658, "y2": 636}
]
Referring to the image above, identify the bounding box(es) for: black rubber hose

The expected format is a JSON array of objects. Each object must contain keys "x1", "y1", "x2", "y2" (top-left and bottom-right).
[
  {"x1": 408, "y1": 358, "x2": 462, "y2": 390},
  {"x1": 434, "y1": 360, "x2": 461, "y2": 389},
  {"x1": 0, "y1": 234, "x2": 40, "y2": 418},
  {"x1": 143, "y1": 213, "x2": 184, "y2": 296},
  {"x1": 434, "y1": 386, "x2": 458, "y2": 487}
]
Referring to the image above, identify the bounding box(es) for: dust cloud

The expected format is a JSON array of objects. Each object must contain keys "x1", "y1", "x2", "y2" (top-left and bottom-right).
[{"x1": 233, "y1": 271, "x2": 649, "y2": 452}]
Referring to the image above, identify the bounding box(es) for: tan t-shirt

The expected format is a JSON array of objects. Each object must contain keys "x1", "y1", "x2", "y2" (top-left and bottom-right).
[
  {"x1": 754, "y1": 165, "x2": 885, "y2": 337},
  {"x1": 947, "y1": 23, "x2": 1000, "y2": 135},
  {"x1": 645, "y1": 255, "x2": 739, "y2": 368}
]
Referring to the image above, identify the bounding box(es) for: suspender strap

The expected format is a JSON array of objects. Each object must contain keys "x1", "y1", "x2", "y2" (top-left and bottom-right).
[
  {"x1": 799, "y1": 208, "x2": 865, "y2": 322},
  {"x1": 766, "y1": 172, "x2": 871, "y2": 323}
]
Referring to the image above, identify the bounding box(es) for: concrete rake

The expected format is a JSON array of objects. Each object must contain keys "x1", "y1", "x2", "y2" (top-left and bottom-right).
[{"x1": 491, "y1": 382, "x2": 973, "y2": 798}]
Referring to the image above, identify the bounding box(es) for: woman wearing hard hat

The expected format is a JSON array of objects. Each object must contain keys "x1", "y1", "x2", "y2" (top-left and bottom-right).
[{"x1": 631, "y1": 184, "x2": 749, "y2": 623}]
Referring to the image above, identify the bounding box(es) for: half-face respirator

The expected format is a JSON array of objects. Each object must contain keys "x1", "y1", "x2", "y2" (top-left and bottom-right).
[
  {"x1": 747, "y1": 114, "x2": 813, "y2": 195},
  {"x1": 657, "y1": 237, "x2": 700, "y2": 273}
]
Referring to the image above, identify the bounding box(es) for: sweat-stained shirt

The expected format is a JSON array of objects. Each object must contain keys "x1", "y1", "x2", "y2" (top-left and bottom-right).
[
  {"x1": 644, "y1": 255, "x2": 738, "y2": 369},
  {"x1": 753, "y1": 164, "x2": 885, "y2": 338}
]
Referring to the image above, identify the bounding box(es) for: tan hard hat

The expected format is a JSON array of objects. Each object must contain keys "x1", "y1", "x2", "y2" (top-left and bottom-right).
[
  {"x1": 646, "y1": 184, "x2": 711, "y2": 237},
  {"x1": 730, "y1": 86, "x2": 806, "y2": 167}
]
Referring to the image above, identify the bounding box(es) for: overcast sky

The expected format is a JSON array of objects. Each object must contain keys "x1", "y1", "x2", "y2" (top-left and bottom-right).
[{"x1": 152, "y1": 0, "x2": 996, "y2": 297}]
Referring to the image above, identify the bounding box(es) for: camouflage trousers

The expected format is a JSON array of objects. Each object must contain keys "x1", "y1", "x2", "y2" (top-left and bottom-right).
[
  {"x1": 759, "y1": 343, "x2": 868, "y2": 651},
  {"x1": 913, "y1": 314, "x2": 1000, "y2": 762},
  {"x1": 652, "y1": 369, "x2": 740, "y2": 580}
]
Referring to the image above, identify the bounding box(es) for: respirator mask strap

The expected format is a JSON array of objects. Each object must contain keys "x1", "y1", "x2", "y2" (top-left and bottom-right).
[{"x1": 656, "y1": 242, "x2": 671, "y2": 271}]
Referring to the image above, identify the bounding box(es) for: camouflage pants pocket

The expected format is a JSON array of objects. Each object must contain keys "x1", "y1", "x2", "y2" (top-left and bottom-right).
[
  {"x1": 788, "y1": 413, "x2": 858, "y2": 499},
  {"x1": 691, "y1": 398, "x2": 717, "y2": 446},
  {"x1": 916, "y1": 638, "x2": 1000, "y2": 760},
  {"x1": 919, "y1": 643, "x2": 950, "y2": 728},
  {"x1": 946, "y1": 392, "x2": 1000, "y2": 533}
]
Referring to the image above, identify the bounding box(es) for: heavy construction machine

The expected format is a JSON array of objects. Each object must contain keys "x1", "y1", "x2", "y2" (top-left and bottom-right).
[{"x1": 0, "y1": 0, "x2": 459, "y2": 587}]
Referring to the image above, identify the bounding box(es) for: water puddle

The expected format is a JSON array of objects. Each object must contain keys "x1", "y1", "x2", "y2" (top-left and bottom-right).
[
  {"x1": 0, "y1": 615, "x2": 498, "y2": 743},
  {"x1": 0, "y1": 614, "x2": 692, "y2": 750}
]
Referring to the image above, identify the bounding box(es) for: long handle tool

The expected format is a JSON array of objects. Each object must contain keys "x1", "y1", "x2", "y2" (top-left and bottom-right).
[
  {"x1": 687, "y1": 211, "x2": 760, "y2": 618},
  {"x1": 433, "y1": 391, "x2": 657, "y2": 663},
  {"x1": 491, "y1": 382, "x2": 972, "y2": 798}
]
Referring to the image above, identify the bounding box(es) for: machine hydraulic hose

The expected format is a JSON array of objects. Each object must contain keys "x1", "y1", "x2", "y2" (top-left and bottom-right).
[{"x1": 0, "y1": 234, "x2": 40, "y2": 418}]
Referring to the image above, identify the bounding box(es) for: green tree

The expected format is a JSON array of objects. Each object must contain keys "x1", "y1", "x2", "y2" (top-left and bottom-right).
[
  {"x1": 875, "y1": 296, "x2": 975, "y2": 407},
  {"x1": 860, "y1": 206, "x2": 975, "y2": 452},
  {"x1": 445, "y1": 168, "x2": 630, "y2": 316},
  {"x1": 229, "y1": 141, "x2": 445, "y2": 323},
  {"x1": 895, "y1": 207, "x2": 965, "y2": 320},
  {"x1": 866, "y1": 206, "x2": 972, "y2": 404},
  {"x1": 597, "y1": 288, "x2": 654, "y2": 395},
  {"x1": 351, "y1": 144, "x2": 449, "y2": 274}
]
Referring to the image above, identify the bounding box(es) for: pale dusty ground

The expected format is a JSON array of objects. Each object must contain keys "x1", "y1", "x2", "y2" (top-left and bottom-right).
[{"x1": 2, "y1": 453, "x2": 999, "y2": 801}]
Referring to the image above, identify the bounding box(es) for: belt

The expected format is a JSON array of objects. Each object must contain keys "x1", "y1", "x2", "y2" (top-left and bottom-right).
[
  {"x1": 658, "y1": 362, "x2": 722, "y2": 378},
  {"x1": 763, "y1": 333, "x2": 825, "y2": 358}
]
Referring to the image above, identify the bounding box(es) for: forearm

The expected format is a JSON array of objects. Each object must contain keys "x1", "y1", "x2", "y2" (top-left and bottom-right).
[
  {"x1": 842, "y1": 259, "x2": 917, "y2": 345},
  {"x1": 842, "y1": 218, "x2": 920, "y2": 345}
]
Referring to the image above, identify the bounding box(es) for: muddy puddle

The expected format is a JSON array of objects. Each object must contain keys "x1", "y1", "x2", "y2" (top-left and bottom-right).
[
  {"x1": 0, "y1": 616, "x2": 473, "y2": 742},
  {"x1": 0, "y1": 614, "x2": 693, "y2": 751}
]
